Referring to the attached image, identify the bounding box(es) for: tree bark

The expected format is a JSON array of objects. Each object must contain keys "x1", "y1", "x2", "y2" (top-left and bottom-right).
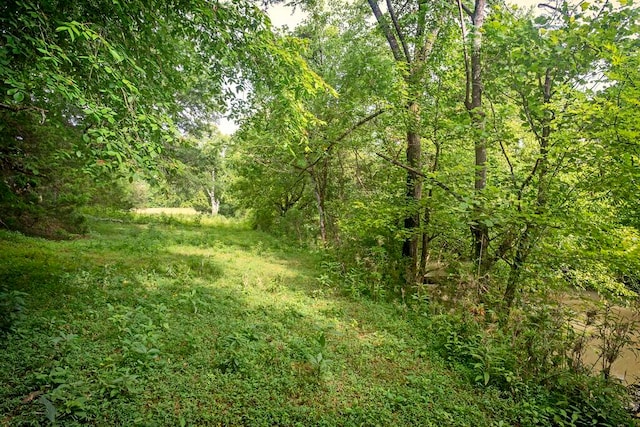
[
  {"x1": 460, "y1": 0, "x2": 489, "y2": 276},
  {"x1": 309, "y1": 164, "x2": 328, "y2": 244},
  {"x1": 403, "y1": 108, "x2": 422, "y2": 286},
  {"x1": 366, "y1": 1, "x2": 439, "y2": 292},
  {"x1": 208, "y1": 170, "x2": 220, "y2": 216}
]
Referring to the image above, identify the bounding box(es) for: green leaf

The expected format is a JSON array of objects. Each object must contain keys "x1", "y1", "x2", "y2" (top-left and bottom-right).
[
  {"x1": 39, "y1": 396, "x2": 56, "y2": 422},
  {"x1": 13, "y1": 91, "x2": 24, "y2": 102},
  {"x1": 109, "y1": 48, "x2": 123, "y2": 63}
]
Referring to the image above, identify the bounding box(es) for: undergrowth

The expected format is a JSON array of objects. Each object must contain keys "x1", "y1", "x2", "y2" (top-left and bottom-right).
[{"x1": 0, "y1": 212, "x2": 635, "y2": 426}]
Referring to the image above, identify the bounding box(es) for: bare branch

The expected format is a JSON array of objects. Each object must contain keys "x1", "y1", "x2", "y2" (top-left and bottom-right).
[
  {"x1": 335, "y1": 109, "x2": 386, "y2": 144},
  {"x1": 499, "y1": 140, "x2": 516, "y2": 179},
  {"x1": 517, "y1": 158, "x2": 540, "y2": 207},
  {"x1": 537, "y1": 3, "x2": 566, "y2": 14},
  {"x1": 456, "y1": 0, "x2": 472, "y2": 108},
  {"x1": 296, "y1": 109, "x2": 387, "y2": 176},
  {"x1": 367, "y1": 0, "x2": 404, "y2": 62},
  {"x1": 386, "y1": 0, "x2": 412, "y2": 62},
  {"x1": 519, "y1": 91, "x2": 541, "y2": 141},
  {"x1": 487, "y1": 96, "x2": 516, "y2": 185},
  {"x1": 459, "y1": 0, "x2": 474, "y2": 16},
  {"x1": 0, "y1": 103, "x2": 48, "y2": 124}
]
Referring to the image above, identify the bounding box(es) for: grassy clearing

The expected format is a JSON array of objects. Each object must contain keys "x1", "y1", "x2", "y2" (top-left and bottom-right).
[
  {"x1": 0, "y1": 213, "x2": 503, "y2": 426},
  {"x1": 0, "y1": 213, "x2": 621, "y2": 426}
]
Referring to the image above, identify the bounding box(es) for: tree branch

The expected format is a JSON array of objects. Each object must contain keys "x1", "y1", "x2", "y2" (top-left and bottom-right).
[
  {"x1": 537, "y1": 3, "x2": 567, "y2": 15},
  {"x1": 0, "y1": 103, "x2": 48, "y2": 124},
  {"x1": 456, "y1": 0, "x2": 472, "y2": 109},
  {"x1": 376, "y1": 151, "x2": 465, "y2": 202},
  {"x1": 416, "y1": 27, "x2": 440, "y2": 64},
  {"x1": 487, "y1": 95, "x2": 516, "y2": 186},
  {"x1": 301, "y1": 109, "x2": 386, "y2": 173},
  {"x1": 335, "y1": 109, "x2": 386, "y2": 144},
  {"x1": 499, "y1": 140, "x2": 516, "y2": 184},
  {"x1": 292, "y1": 109, "x2": 387, "y2": 178},
  {"x1": 386, "y1": 0, "x2": 412, "y2": 62},
  {"x1": 458, "y1": 0, "x2": 474, "y2": 17},
  {"x1": 367, "y1": 0, "x2": 404, "y2": 62}
]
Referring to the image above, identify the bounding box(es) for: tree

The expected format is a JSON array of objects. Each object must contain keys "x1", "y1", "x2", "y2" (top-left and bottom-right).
[
  {"x1": 230, "y1": 0, "x2": 640, "y2": 310},
  {"x1": 478, "y1": 0, "x2": 640, "y2": 308},
  {"x1": 0, "y1": 0, "x2": 326, "y2": 232},
  {"x1": 154, "y1": 127, "x2": 229, "y2": 215},
  {"x1": 230, "y1": 2, "x2": 395, "y2": 243},
  {"x1": 456, "y1": 0, "x2": 490, "y2": 276},
  {"x1": 365, "y1": 0, "x2": 446, "y2": 290}
]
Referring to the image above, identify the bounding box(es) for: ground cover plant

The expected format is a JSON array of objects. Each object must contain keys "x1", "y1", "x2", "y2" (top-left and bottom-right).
[
  {"x1": 0, "y1": 213, "x2": 498, "y2": 426},
  {"x1": 1, "y1": 212, "x2": 634, "y2": 426}
]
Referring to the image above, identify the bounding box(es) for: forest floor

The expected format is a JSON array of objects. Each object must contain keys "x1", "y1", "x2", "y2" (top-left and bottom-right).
[
  {"x1": 0, "y1": 212, "x2": 513, "y2": 426},
  {"x1": 0, "y1": 212, "x2": 634, "y2": 425}
]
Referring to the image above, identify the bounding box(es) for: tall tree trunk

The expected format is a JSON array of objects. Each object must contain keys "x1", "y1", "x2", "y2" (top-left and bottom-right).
[
  {"x1": 403, "y1": 112, "x2": 422, "y2": 287},
  {"x1": 419, "y1": 80, "x2": 443, "y2": 282},
  {"x1": 367, "y1": 1, "x2": 439, "y2": 293},
  {"x1": 470, "y1": 0, "x2": 489, "y2": 276},
  {"x1": 208, "y1": 170, "x2": 220, "y2": 216},
  {"x1": 368, "y1": 0, "x2": 421, "y2": 291},
  {"x1": 419, "y1": 204, "x2": 431, "y2": 282},
  {"x1": 459, "y1": 0, "x2": 489, "y2": 276}
]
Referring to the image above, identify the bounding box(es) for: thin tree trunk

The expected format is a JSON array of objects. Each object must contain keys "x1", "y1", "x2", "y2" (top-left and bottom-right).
[
  {"x1": 366, "y1": 1, "x2": 439, "y2": 293},
  {"x1": 309, "y1": 166, "x2": 327, "y2": 244},
  {"x1": 419, "y1": 206, "x2": 431, "y2": 282},
  {"x1": 503, "y1": 69, "x2": 553, "y2": 310},
  {"x1": 208, "y1": 170, "x2": 220, "y2": 216},
  {"x1": 419, "y1": 79, "x2": 443, "y2": 282},
  {"x1": 504, "y1": 225, "x2": 530, "y2": 309}
]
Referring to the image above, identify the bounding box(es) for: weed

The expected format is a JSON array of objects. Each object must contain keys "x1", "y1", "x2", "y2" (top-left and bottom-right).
[
  {"x1": 306, "y1": 331, "x2": 330, "y2": 380},
  {"x1": 97, "y1": 368, "x2": 140, "y2": 399},
  {"x1": 595, "y1": 302, "x2": 639, "y2": 379},
  {"x1": 178, "y1": 289, "x2": 209, "y2": 314},
  {"x1": 0, "y1": 288, "x2": 28, "y2": 336},
  {"x1": 216, "y1": 328, "x2": 260, "y2": 374}
]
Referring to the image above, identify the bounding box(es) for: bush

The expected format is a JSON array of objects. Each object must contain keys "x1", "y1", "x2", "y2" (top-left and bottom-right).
[{"x1": 419, "y1": 303, "x2": 634, "y2": 426}]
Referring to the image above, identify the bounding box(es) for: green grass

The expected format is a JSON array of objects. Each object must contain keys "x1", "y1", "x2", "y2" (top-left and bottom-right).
[{"x1": 0, "y1": 213, "x2": 589, "y2": 425}]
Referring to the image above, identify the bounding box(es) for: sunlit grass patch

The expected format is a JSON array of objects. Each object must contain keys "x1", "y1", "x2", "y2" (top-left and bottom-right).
[{"x1": 1, "y1": 214, "x2": 518, "y2": 426}]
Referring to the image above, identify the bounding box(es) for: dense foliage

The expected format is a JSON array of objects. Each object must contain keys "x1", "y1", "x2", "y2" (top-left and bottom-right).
[
  {"x1": 2, "y1": 0, "x2": 640, "y2": 424},
  {"x1": 0, "y1": 0, "x2": 325, "y2": 235},
  {"x1": 0, "y1": 215, "x2": 634, "y2": 425},
  {"x1": 231, "y1": 0, "x2": 640, "y2": 307}
]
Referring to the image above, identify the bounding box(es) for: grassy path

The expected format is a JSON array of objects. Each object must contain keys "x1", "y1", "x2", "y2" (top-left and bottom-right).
[{"x1": 1, "y1": 214, "x2": 508, "y2": 425}]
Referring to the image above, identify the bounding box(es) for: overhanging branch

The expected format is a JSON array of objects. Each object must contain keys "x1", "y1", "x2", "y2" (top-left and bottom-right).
[
  {"x1": 376, "y1": 151, "x2": 465, "y2": 203},
  {"x1": 296, "y1": 109, "x2": 387, "y2": 175},
  {"x1": 0, "y1": 103, "x2": 48, "y2": 124}
]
